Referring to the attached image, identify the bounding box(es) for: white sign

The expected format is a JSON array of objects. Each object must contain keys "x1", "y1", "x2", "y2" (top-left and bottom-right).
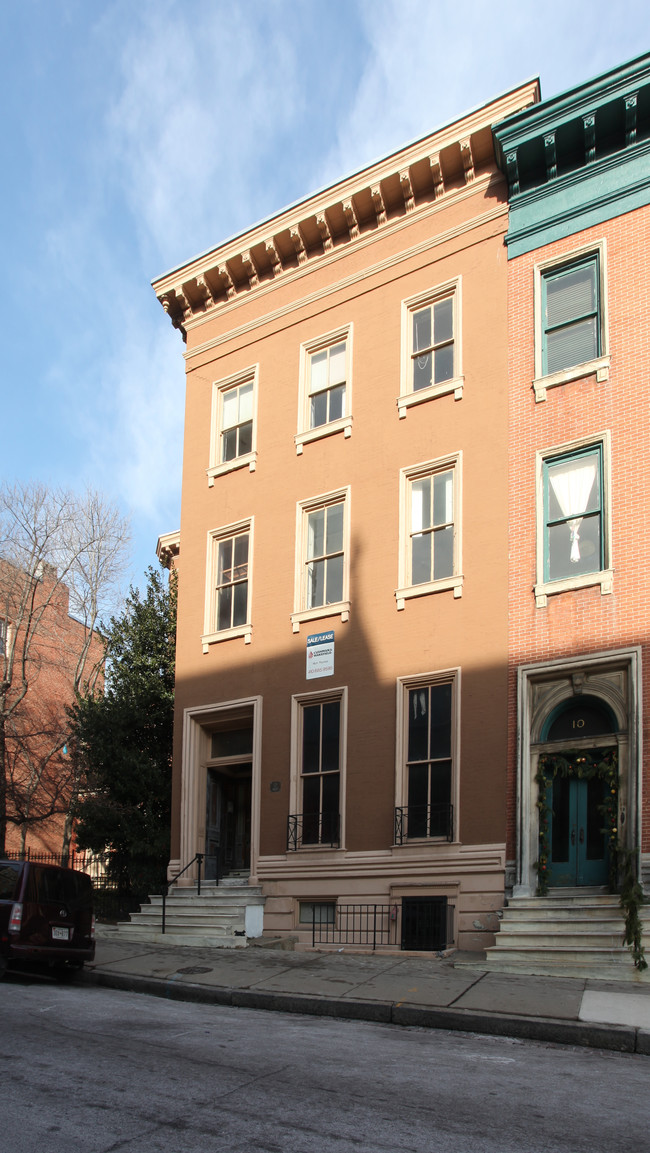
[{"x1": 306, "y1": 631, "x2": 335, "y2": 679}]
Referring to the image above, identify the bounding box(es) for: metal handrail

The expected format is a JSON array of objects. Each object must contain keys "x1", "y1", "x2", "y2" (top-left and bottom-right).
[{"x1": 161, "y1": 852, "x2": 204, "y2": 934}]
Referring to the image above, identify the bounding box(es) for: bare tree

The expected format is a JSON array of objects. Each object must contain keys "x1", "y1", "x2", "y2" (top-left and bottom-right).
[{"x1": 0, "y1": 481, "x2": 130, "y2": 856}]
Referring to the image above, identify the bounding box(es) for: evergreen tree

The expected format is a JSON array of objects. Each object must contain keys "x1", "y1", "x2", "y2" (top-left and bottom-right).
[{"x1": 71, "y1": 565, "x2": 176, "y2": 896}]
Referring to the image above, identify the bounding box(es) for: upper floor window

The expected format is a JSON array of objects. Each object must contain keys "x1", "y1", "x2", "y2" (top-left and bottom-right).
[
  {"x1": 208, "y1": 367, "x2": 258, "y2": 485},
  {"x1": 533, "y1": 243, "x2": 609, "y2": 401},
  {"x1": 295, "y1": 326, "x2": 352, "y2": 453},
  {"x1": 396, "y1": 455, "x2": 463, "y2": 608},
  {"x1": 399, "y1": 280, "x2": 462, "y2": 417},
  {"x1": 202, "y1": 520, "x2": 253, "y2": 650},
  {"x1": 535, "y1": 436, "x2": 612, "y2": 607},
  {"x1": 291, "y1": 489, "x2": 350, "y2": 632}
]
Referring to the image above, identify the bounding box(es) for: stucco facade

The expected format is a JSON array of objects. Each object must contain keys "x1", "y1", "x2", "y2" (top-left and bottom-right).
[{"x1": 155, "y1": 81, "x2": 540, "y2": 951}]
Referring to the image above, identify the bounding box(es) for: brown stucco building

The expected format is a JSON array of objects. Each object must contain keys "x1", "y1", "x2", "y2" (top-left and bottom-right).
[{"x1": 154, "y1": 81, "x2": 539, "y2": 951}]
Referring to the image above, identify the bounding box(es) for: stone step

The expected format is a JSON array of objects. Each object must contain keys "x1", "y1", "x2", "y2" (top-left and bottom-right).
[
  {"x1": 492, "y1": 929, "x2": 627, "y2": 948},
  {"x1": 129, "y1": 911, "x2": 247, "y2": 929},
  {"x1": 106, "y1": 924, "x2": 247, "y2": 948}
]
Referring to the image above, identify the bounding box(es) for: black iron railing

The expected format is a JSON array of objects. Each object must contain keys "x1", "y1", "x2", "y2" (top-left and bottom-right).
[
  {"x1": 310, "y1": 899, "x2": 456, "y2": 951},
  {"x1": 162, "y1": 850, "x2": 222, "y2": 933},
  {"x1": 394, "y1": 803, "x2": 454, "y2": 844},
  {"x1": 287, "y1": 812, "x2": 340, "y2": 850},
  {"x1": 311, "y1": 903, "x2": 398, "y2": 949}
]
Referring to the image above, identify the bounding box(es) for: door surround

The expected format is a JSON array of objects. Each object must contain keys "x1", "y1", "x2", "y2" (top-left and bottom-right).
[
  {"x1": 175, "y1": 696, "x2": 263, "y2": 885},
  {"x1": 514, "y1": 648, "x2": 641, "y2": 897}
]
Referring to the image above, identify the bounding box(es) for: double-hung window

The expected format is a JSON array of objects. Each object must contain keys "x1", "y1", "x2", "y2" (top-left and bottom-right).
[
  {"x1": 289, "y1": 688, "x2": 346, "y2": 850},
  {"x1": 208, "y1": 367, "x2": 258, "y2": 484},
  {"x1": 399, "y1": 281, "x2": 462, "y2": 417},
  {"x1": 203, "y1": 520, "x2": 253, "y2": 649},
  {"x1": 396, "y1": 456, "x2": 462, "y2": 607},
  {"x1": 395, "y1": 673, "x2": 458, "y2": 843},
  {"x1": 535, "y1": 436, "x2": 612, "y2": 607},
  {"x1": 296, "y1": 326, "x2": 352, "y2": 452},
  {"x1": 292, "y1": 489, "x2": 350, "y2": 631},
  {"x1": 533, "y1": 244, "x2": 609, "y2": 400}
]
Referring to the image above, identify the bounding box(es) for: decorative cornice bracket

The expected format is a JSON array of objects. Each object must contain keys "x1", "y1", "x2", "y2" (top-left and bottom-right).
[
  {"x1": 241, "y1": 251, "x2": 260, "y2": 288},
  {"x1": 290, "y1": 227, "x2": 308, "y2": 264},
  {"x1": 316, "y1": 213, "x2": 333, "y2": 251},
  {"x1": 265, "y1": 240, "x2": 282, "y2": 274},
  {"x1": 626, "y1": 92, "x2": 638, "y2": 146},
  {"x1": 399, "y1": 170, "x2": 415, "y2": 212},
  {"x1": 371, "y1": 184, "x2": 387, "y2": 225},
  {"x1": 218, "y1": 265, "x2": 236, "y2": 300},
  {"x1": 460, "y1": 138, "x2": 475, "y2": 183},
  {"x1": 583, "y1": 114, "x2": 596, "y2": 164},
  {"x1": 429, "y1": 154, "x2": 444, "y2": 198},
  {"x1": 544, "y1": 132, "x2": 557, "y2": 180},
  {"x1": 506, "y1": 150, "x2": 520, "y2": 195},
  {"x1": 343, "y1": 199, "x2": 360, "y2": 239}
]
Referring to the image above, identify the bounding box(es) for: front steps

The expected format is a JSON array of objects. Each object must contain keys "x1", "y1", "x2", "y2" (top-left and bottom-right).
[
  {"x1": 102, "y1": 878, "x2": 266, "y2": 949},
  {"x1": 469, "y1": 892, "x2": 650, "y2": 981}
]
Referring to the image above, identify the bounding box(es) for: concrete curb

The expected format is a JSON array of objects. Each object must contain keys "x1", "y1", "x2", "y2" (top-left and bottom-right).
[{"x1": 82, "y1": 968, "x2": 647, "y2": 1054}]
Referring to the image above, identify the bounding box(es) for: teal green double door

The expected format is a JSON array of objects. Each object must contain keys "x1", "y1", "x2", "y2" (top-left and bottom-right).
[{"x1": 547, "y1": 774, "x2": 609, "y2": 887}]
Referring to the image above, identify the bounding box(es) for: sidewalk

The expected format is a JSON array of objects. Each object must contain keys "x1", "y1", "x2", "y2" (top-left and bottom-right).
[{"x1": 84, "y1": 934, "x2": 650, "y2": 1055}]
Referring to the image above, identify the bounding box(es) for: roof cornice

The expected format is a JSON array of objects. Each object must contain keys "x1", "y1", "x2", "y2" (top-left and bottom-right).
[{"x1": 152, "y1": 80, "x2": 539, "y2": 339}]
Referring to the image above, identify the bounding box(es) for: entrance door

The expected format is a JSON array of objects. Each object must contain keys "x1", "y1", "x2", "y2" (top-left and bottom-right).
[
  {"x1": 547, "y1": 774, "x2": 609, "y2": 886},
  {"x1": 205, "y1": 765, "x2": 252, "y2": 879}
]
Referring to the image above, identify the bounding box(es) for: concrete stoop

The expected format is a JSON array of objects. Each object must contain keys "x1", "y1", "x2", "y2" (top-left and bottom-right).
[
  {"x1": 462, "y1": 892, "x2": 650, "y2": 982},
  {"x1": 103, "y1": 879, "x2": 266, "y2": 949}
]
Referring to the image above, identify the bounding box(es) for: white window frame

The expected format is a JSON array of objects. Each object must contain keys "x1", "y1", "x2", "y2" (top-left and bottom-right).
[
  {"x1": 207, "y1": 366, "x2": 258, "y2": 485},
  {"x1": 533, "y1": 240, "x2": 610, "y2": 402},
  {"x1": 295, "y1": 324, "x2": 353, "y2": 453},
  {"x1": 398, "y1": 278, "x2": 463, "y2": 418},
  {"x1": 394, "y1": 669, "x2": 460, "y2": 844},
  {"x1": 534, "y1": 432, "x2": 613, "y2": 607},
  {"x1": 396, "y1": 454, "x2": 463, "y2": 609},
  {"x1": 202, "y1": 518, "x2": 253, "y2": 651},
  {"x1": 290, "y1": 685, "x2": 348, "y2": 851},
  {"x1": 291, "y1": 488, "x2": 351, "y2": 632}
]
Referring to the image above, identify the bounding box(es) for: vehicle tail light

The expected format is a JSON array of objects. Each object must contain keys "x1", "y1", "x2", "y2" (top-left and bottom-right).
[
  {"x1": 9, "y1": 902, "x2": 22, "y2": 934},
  {"x1": 91, "y1": 913, "x2": 96, "y2": 941}
]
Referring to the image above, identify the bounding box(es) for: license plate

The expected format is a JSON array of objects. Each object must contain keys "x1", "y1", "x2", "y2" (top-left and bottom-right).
[{"x1": 52, "y1": 926, "x2": 69, "y2": 941}]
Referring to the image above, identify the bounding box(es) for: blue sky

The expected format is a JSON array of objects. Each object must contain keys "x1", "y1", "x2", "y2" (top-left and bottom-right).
[{"x1": 2, "y1": 0, "x2": 648, "y2": 593}]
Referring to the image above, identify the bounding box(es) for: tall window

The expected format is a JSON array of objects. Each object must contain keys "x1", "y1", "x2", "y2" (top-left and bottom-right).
[
  {"x1": 396, "y1": 677, "x2": 456, "y2": 842},
  {"x1": 292, "y1": 490, "x2": 350, "y2": 630},
  {"x1": 542, "y1": 255, "x2": 600, "y2": 376},
  {"x1": 543, "y1": 445, "x2": 603, "y2": 582},
  {"x1": 308, "y1": 341, "x2": 346, "y2": 428},
  {"x1": 299, "y1": 699, "x2": 341, "y2": 845},
  {"x1": 411, "y1": 297, "x2": 454, "y2": 391},
  {"x1": 221, "y1": 379, "x2": 253, "y2": 462},
  {"x1": 208, "y1": 368, "x2": 258, "y2": 484},
  {"x1": 399, "y1": 282, "x2": 462, "y2": 416},
  {"x1": 535, "y1": 437, "x2": 612, "y2": 607},
  {"x1": 296, "y1": 327, "x2": 352, "y2": 452},
  {"x1": 203, "y1": 521, "x2": 253, "y2": 649},
  {"x1": 396, "y1": 456, "x2": 462, "y2": 607}
]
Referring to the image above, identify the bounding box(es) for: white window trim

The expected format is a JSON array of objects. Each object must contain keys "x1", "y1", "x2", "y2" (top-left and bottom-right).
[
  {"x1": 394, "y1": 668, "x2": 460, "y2": 844},
  {"x1": 398, "y1": 277, "x2": 463, "y2": 418},
  {"x1": 533, "y1": 240, "x2": 610, "y2": 403},
  {"x1": 534, "y1": 432, "x2": 613, "y2": 608},
  {"x1": 207, "y1": 365, "x2": 259, "y2": 485},
  {"x1": 291, "y1": 487, "x2": 351, "y2": 633},
  {"x1": 396, "y1": 453, "x2": 463, "y2": 609},
  {"x1": 202, "y1": 517, "x2": 253, "y2": 651},
  {"x1": 295, "y1": 324, "x2": 353, "y2": 454},
  {"x1": 289, "y1": 685, "x2": 348, "y2": 851}
]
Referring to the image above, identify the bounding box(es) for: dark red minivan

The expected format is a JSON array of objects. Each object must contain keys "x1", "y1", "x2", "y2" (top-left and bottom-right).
[{"x1": 0, "y1": 860, "x2": 95, "y2": 980}]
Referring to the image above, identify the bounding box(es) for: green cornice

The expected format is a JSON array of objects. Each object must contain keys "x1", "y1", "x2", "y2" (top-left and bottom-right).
[{"x1": 493, "y1": 53, "x2": 650, "y2": 257}]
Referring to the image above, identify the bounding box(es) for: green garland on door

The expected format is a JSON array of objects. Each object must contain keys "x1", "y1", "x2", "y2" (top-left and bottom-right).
[{"x1": 534, "y1": 748, "x2": 646, "y2": 971}]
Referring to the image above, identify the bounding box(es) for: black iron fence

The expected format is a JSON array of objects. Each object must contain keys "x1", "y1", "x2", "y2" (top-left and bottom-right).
[{"x1": 310, "y1": 898, "x2": 455, "y2": 951}]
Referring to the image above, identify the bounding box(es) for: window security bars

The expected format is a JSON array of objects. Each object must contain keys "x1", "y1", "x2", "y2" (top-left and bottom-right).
[
  {"x1": 394, "y1": 802, "x2": 454, "y2": 843},
  {"x1": 287, "y1": 811, "x2": 340, "y2": 850},
  {"x1": 310, "y1": 899, "x2": 455, "y2": 951}
]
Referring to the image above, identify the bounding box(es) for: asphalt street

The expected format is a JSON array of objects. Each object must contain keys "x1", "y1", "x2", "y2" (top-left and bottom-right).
[{"x1": 3, "y1": 975, "x2": 650, "y2": 1152}]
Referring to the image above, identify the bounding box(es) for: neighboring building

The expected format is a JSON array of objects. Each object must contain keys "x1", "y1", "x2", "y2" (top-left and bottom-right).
[
  {"x1": 153, "y1": 79, "x2": 538, "y2": 951},
  {"x1": 493, "y1": 53, "x2": 650, "y2": 898},
  {"x1": 1, "y1": 561, "x2": 104, "y2": 856}
]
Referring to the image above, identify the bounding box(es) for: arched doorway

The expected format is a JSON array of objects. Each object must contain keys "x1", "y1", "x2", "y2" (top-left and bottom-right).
[{"x1": 539, "y1": 698, "x2": 616, "y2": 888}]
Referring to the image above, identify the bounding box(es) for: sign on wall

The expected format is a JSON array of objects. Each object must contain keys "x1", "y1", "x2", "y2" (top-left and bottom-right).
[{"x1": 306, "y1": 631, "x2": 335, "y2": 679}]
